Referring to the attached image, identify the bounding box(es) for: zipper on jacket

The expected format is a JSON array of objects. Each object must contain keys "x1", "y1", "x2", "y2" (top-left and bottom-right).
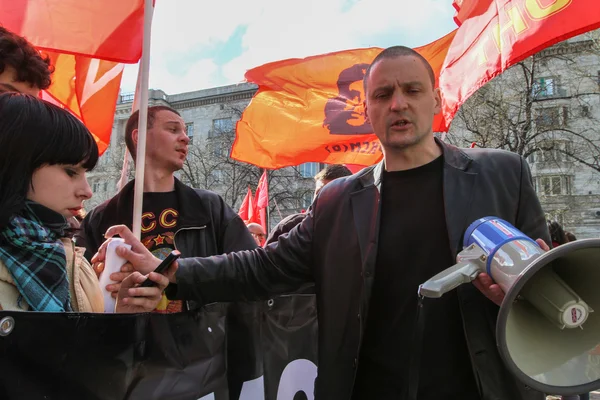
[{"x1": 172, "y1": 226, "x2": 207, "y2": 251}]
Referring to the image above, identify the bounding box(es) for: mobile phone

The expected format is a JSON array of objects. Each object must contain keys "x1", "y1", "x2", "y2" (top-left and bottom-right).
[{"x1": 139, "y1": 250, "x2": 181, "y2": 288}]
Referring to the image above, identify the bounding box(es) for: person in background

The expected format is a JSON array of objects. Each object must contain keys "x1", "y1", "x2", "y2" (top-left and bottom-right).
[
  {"x1": 548, "y1": 220, "x2": 567, "y2": 247},
  {"x1": 565, "y1": 231, "x2": 577, "y2": 242},
  {"x1": 0, "y1": 26, "x2": 53, "y2": 96},
  {"x1": 0, "y1": 93, "x2": 167, "y2": 313},
  {"x1": 247, "y1": 222, "x2": 267, "y2": 246},
  {"x1": 78, "y1": 106, "x2": 256, "y2": 313}
]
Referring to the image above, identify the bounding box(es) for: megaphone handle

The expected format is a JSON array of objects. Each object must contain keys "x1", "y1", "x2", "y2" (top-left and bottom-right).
[{"x1": 418, "y1": 261, "x2": 483, "y2": 298}]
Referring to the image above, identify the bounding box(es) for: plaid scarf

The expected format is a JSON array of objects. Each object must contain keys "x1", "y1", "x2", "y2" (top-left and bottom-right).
[{"x1": 0, "y1": 201, "x2": 72, "y2": 312}]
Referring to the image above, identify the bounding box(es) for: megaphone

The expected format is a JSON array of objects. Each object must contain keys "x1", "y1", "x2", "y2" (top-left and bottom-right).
[{"x1": 419, "y1": 217, "x2": 600, "y2": 396}]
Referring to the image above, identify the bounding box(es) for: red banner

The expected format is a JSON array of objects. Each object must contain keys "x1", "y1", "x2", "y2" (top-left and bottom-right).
[
  {"x1": 440, "y1": 0, "x2": 600, "y2": 124},
  {"x1": 41, "y1": 52, "x2": 124, "y2": 155},
  {"x1": 0, "y1": 0, "x2": 144, "y2": 63},
  {"x1": 231, "y1": 31, "x2": 457, "y2": 169}
]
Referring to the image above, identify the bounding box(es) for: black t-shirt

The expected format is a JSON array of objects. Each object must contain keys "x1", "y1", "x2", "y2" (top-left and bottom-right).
[
  {"x1": 140, "y1": 191, "x2": 182, "y2": 313},
  {"x1": 352, "y1": 156, "x2": 480, "y2": 400}
]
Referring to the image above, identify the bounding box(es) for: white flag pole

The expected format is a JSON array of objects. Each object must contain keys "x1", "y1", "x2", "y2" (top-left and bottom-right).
[{"x1": 132, "y1": 0, "x2": 154, "y2": 240}]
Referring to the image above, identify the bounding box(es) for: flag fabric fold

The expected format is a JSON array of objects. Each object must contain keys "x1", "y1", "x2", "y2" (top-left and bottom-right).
[
  {"x1": 238, "y1": 187, "x2": 254, "y2": 224},
  {"x1": 0, "y1": 0, "x2": 145, "y2": 62},
  {"x1": 254, "y1": 171, "x2": 269, "y2": 232},
  {"x1": 41, "y1": 52, "x2": 124, "y2": 155}
]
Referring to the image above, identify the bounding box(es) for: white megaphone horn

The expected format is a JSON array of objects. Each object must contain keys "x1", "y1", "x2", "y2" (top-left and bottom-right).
[{"x1": 419, "y1": 217, "x2": 600, "y2": 396}]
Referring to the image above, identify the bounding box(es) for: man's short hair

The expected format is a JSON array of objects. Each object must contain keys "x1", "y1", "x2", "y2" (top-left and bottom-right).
[
  {"x1": 363, "y1": 46, "x2": 435, "y2": 93},
  {"x1": 314, "y1": 164, "x2": 352, "y2": 183},
  {"x1": 0, "y1": 27, "x2": 54, "y2": 90},
  {"x1": 125, "y1": 105, "x2": 181, "y2": 161}
]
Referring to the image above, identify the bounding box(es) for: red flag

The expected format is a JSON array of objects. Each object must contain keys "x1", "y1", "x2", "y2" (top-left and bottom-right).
[
  {"x1": 232, "y1": 30, "x2": 457, "y2": 169},
  {"x1": 254, "y1": 171, "x2": 269, "y2": 232},
  {"x1": 0, "y1": 1, "x2": 146, "y2": 155},
  {"x1": 344, "y1": 164, "x2": 365, "y2": 174},
  {"x1": 440, "y1": 0, "x2": 600, "y2": 126},
  {"x1": 0, "y1": 0, "x2": 145, "y2": 62},
  {"x1": 41, "y1": 52, "x2": 124, "y2": 155},
  {"x1": 238, "y1": 187, "x2": 254, "y2": 223}
]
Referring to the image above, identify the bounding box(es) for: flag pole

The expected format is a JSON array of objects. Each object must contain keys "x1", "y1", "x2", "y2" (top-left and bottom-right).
[
  {"x1": 132, "y1": 0, "x2": 154, "y2": 240},
  {"x1": 265, "y1": 168, "x2": 270, "y2": 232}
]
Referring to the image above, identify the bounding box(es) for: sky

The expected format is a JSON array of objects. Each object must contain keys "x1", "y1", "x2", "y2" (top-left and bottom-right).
[{"x1": 119, "y1": 0, "x2": 458, "y2": 95}]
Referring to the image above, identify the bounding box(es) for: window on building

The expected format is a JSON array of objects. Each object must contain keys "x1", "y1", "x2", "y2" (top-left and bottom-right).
[
  {"x1": 211, "y1": 118, "x2": 233, "y2": 135},
  {"x1": 92, "y1": 181, "x2": 99, "y2": 192},
  {"x1": 103, "y1": 182, "x2": 108, "y2": 192},
  {"x1": 537, "y1": 175, "x2": 571, "y2": 196},
  {"x1": 298, "y1": 162, "x2": 321, "y2": 178},
  {"x1": 581, "y1": 105, "x2": 590, "y2": 118},
  {"x1": 536, "y1": 140, "x2": 572, "y2": 163},
  {"x1": 186, "y1": 122, "x2": 195, "y2": 144},
  {"x1": 535, "y1": 107, "x2": 569, "y2": 130},
  {"x1": 532, "y1": 77, "x2": 556, "y2": 98}
]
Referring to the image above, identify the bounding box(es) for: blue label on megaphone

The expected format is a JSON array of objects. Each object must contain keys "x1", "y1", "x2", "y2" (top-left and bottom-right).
[{"x1": 464, "y1": 217, "x2": 539, "y2": 275}]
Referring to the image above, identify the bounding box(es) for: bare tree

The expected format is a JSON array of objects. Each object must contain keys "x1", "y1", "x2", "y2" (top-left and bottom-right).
[
  {"x1": 179, "y1": 105, "x2": 315, "y2": 226},
  {"x1": 448, "y1": 31, "x2": 600, "y2": 172}
]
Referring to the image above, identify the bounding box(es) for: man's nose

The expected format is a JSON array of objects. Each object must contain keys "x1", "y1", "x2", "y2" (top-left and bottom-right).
[{"x1": 390, "y1": 92, "x2": 408, "y2": 111}]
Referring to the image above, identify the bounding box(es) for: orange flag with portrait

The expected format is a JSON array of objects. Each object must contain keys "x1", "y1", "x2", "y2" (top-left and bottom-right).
[{"x1": 231, "y1": 30, "x2": 457, "y2": 169}]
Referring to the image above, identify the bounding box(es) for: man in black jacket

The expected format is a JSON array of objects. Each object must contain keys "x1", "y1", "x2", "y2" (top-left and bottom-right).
[
  {"x1": 78, "y1": 106, "x2": 256, "y2": 312},
  {"x1": 101, "y1": 47, "x2": 550, "y2": 398}
]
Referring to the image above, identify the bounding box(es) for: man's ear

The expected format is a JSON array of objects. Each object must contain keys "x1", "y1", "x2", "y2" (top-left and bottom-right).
[
  {"x1": 433, "y1": 87, "x2": 442, "y2": 116},
  {"x1": 132, "y1": 128, "x2": 139, "y2": 146}
]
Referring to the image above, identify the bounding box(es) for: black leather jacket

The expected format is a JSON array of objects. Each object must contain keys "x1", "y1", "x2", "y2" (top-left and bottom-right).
[
  {"x1": 76, "y1": 178, "x2": 257, "y2": 274},
  {"x1": 157, "y1": 141, "x2": 551, "y2": 400}
]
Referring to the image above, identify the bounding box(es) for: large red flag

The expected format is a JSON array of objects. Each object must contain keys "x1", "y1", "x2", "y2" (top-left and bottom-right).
[
  {"x1": 254, "y1": 171, "x2": 269, "y2": 232},
  {"x1": 440, "y1": 0, "x2": 600, "y2": 125},
  {"x1": 0, "y1": 1, "x2": 146, "y2": 155},
  {"x1": 238, "y1": 187, "x2": 254, "y2": 223},
  {"x1": 231, "y1": 30, "x2": 457, "y2": 169},
  {"x1": 0, "y1": 0, "x2": 145, "y2": 62}
]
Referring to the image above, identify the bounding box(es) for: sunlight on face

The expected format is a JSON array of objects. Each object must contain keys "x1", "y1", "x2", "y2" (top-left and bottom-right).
[{"x1": 27, "y1": 163, "x2": 92, "y2": 218}]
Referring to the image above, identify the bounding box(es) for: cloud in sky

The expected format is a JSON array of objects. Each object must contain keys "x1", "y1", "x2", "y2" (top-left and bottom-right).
[{"x1": 120, "y1": 0, "x2": 456, "y2": 95}]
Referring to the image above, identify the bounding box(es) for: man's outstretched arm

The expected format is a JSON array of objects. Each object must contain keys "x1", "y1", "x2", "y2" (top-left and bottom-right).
[{"x1": 96, "y1": 210, "x2": 316, "y2": 305}]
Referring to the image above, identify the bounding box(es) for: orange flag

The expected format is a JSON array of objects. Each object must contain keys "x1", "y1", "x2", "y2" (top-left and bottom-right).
[
  {"x1": 41, "y1": 52, "x2": 124, "y2": 155},
  {"x1": 238, "y1": 187, "x2": 254, "y2": 223},
  {"x1": 0, "y1": 0, "x2": 145, "y2": 62},
  {"x1": 232, "y1": 30, "x2": 457, "y2": 169},
  {"x1": 254, "y1": 171, "x2": 269, "y2": 232},
  {"x1": 440, "y1": 0, "x2": 600, "y2": 125}
]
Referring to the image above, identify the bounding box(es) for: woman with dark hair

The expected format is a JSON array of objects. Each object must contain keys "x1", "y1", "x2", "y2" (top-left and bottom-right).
[{"x1": 0, "y1": 92, "x2": 167, "y2": 312}]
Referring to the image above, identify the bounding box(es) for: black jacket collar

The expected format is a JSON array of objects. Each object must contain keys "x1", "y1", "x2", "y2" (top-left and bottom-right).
[{"x1": 105, "y1": 178, "x2": 210, "y2": 229}]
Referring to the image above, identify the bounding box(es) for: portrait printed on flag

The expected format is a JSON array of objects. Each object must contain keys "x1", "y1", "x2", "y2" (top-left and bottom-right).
[{"x1": 323, "y1": 63, "x2": 373, "y2": 135}]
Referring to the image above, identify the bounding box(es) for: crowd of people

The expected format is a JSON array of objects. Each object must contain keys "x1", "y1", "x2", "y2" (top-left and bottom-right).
[{"x1": 0, "y1": 25, "x2": 595, "y2": 400}]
